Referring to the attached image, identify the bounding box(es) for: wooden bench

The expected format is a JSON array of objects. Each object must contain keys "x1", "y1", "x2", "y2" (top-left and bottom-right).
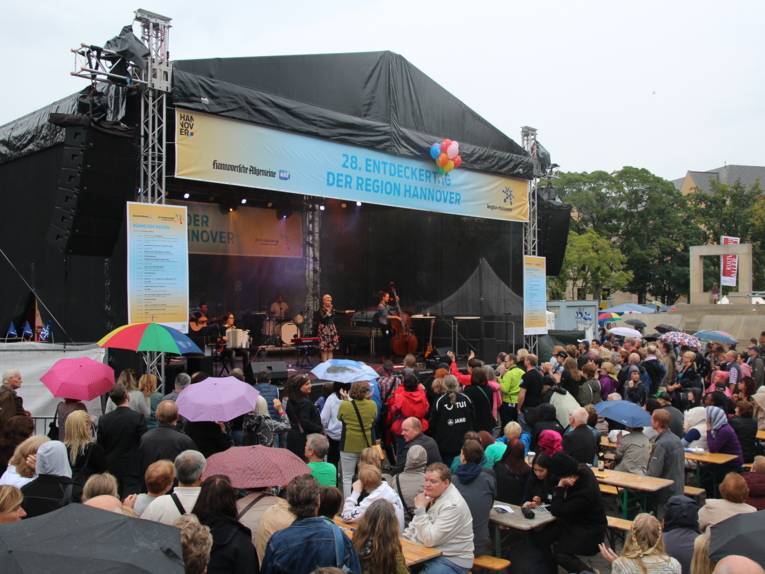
[
  {"x1": 606, "y1": 515, "x2": 633, "y2": 547},
  {"x1": 684, "y1": 485, "x2": 705, "y2": 499},
  {"x1": 472, "y1": 555, "x2": 511, "y2": 572},
  {"x1": 599, "y1": 484, "x2": 619, "y2": 496}
]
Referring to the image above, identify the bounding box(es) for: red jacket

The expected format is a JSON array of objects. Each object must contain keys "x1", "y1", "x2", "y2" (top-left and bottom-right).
[
  {"x1": 745, "y1": 472, "x2": 765, "y2": 510},
  {"x1": 387, "y1": 386, "x2": 429, "y2": 435},
  {"x1": 450, "y1": 361, "x2": 472, "y2": 386}
]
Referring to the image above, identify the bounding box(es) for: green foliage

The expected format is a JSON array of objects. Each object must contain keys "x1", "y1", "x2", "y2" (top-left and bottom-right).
[{"x1": 549, "y1": 229, "x2": 632, "y2": 300}]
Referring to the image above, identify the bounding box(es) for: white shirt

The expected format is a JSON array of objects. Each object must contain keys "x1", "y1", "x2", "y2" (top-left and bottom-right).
[
  {"x1": 341, "y1": 481, "x2": 405, "y2": 532},
  {"x1": 141, "y1": 486, "x2": 201, "y2": 525},
  {"x1": 0, "y1": 465, "x2": 35, "y2": 488},
  {"x1": 321, "y1": 393, "x2": 343, "y2": 441}
]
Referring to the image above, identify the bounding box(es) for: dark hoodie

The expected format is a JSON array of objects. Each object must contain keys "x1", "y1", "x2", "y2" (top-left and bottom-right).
[
  {"x1": 452, "y1": 463, "x2": 496, "y2": 556},
  {"x1": 202, "y1": 513, "x2": 259, "y2": 574},
  {"x1": 662, "y1": 495, "x2": 699, "y2": 574},
  {"x1": 531, "y1": 403, "x2": 565, "y2": 449}
]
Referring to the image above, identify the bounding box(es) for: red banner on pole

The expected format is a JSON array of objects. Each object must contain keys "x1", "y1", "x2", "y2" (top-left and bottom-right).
[{"x1": 720, "y1": 236, "x2": 740, "y2": 287}]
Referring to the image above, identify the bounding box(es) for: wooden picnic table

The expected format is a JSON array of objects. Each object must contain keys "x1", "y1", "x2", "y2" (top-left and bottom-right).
[
  {"x1": 593, "y1": 468, "x2": 674, "y2": 518},
  {"x1": 333, "y1": 517, "x2": 441, "y2": 567},
  {"x1": 757, "y1": 429, "x2": 765, "y2": 441},
  {"x1": 489, "y1": 502, "x2": 556, "y2": 556},
  {"x1": 684, "y1": 451, "x2": 738, "y2": 465}
]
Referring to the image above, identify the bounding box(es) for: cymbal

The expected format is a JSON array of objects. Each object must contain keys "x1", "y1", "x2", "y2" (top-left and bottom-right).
[
  {"x1": 453, "y1": 316, "x2": 481, "y2": 320},
  {"x1": 410, "y1": 314, "x2": 436, "y2": 319}
]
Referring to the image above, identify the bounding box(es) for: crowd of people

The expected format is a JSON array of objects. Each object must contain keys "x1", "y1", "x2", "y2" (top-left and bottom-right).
[{"x1": 1, "y1": 331, "x2": 765, "y2": 573}]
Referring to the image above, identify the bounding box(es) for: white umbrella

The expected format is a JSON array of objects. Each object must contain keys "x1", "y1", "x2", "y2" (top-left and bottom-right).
[{"x1": 608, "y1": 326, "x2": 643, "y2": 339}]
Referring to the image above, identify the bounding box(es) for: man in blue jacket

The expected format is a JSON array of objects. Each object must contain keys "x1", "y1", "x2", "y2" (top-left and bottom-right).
[{"x1": 261, "y1": 474, "x2": 360, "y2": 574}]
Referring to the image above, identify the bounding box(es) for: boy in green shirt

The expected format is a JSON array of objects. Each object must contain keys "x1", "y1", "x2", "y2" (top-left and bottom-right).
[{"x1": 305, "y1": 433, "x2": 337, "y2": 487}]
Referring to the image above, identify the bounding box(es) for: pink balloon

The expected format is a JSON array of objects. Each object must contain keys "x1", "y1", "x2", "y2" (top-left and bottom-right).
[
  {"x1": 440, "y1": 139, "x2": 452, "y2": 153},
  {"x1": 453, "y1": 155, "x2": 462, "y2": 168},
  {"x1": 446, "y1": 141, "x2": 459, "y2": 159}
]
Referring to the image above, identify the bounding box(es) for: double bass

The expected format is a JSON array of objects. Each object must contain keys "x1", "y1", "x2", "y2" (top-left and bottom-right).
[{"x1": 389, "y1": 283, "x2": 418, "y2": 356}]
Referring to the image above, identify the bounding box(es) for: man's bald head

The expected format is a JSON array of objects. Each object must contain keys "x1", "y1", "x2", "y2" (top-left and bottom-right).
[
  {"x1": 84, "y1": 495, "x2": 124, "y2": 514},
  {"x1": 713, "y1": 555, "x2": 765, "y2": 574},
  {"x1": 401, "y1": 417, "x2": 422, "y2": 443},
  {"x1": 156, "y1": 400, "x2": 179, "y2": 424}
]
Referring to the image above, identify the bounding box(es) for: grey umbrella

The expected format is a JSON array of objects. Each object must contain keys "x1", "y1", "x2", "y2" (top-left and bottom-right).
[
  {"x1": 709, "y1": 511, "x2": 765, "y2": 566},
  {"x1": 0, "y1": 504, "x2": 184, "y2": 573}
]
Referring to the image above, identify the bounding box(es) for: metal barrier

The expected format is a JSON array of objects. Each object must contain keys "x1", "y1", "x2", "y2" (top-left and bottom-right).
[{"x1": 31, "y1": 416, "x2": 56, "y2": 436}]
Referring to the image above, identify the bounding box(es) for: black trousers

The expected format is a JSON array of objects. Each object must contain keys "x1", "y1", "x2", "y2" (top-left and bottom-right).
[
  {"x1": 499, "y1": 403, "x2": 518, "y2": 428},
  {"x1": 531, "y1": 522, "x2": 595, "y2": 574}
]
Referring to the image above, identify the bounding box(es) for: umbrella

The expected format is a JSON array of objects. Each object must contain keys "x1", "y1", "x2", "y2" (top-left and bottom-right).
[
  {"x1": 202, "y1": 445, "x2": 310, "y2": 488},
  {"x1": 595, "y1": 400, "x2": 651, "y2": 428},
  {"x1": 97, "y1": 322, "x2": 202, "y2": 355},
  {"x1": 709, "y1": 510, "x2": 765, "y2": 565},
  {"x1": 659, "y1": 331, "x2": 701, "y2": 350},
  {"x1": 176, "y1": 376, "x2": 259, "y2": 422},
  {"x1": 600, "y1": 303, "x2": 657, "y2": 314},
  {"x1": 310, "y1": 359, "x2": 379, "y2": 383},
  {"x1": 655, "y1": 323, "x2": 679, "y2": 334},
  {"x1": 40, "y1": 357, "x2": 114, "y2": 401},
  {"x1": 694, "y1": 330, "x2": 737, "y2": 345},
  {"x1": 608, "y1": 327, "x2": 643, "y2": 339},
  {"x1": 624, "y1": 319, "x2": 647, "y2": 329},
  {"x1": 598, "y1": 313, "x2": 622, "y2": 325},
  {"x1": 0, "y1": 504, "x2": 183, "y2": 573}
]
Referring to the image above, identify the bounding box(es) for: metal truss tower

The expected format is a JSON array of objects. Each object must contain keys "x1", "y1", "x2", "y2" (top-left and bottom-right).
[{"x1": 522, "y1": 126, "x2": 541, "y2": 354}]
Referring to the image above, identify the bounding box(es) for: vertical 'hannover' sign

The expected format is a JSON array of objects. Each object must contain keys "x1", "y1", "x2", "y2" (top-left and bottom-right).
[
  {"x1": 174, "y1": 109, "x2": 529, "y2": 223},
  {"x1": 524, "y1": 256, "x2": 548, "y2": 335}
]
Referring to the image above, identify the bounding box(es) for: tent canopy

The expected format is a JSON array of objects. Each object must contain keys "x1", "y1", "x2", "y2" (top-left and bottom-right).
[
  {"x1": 426, "y1": 258, "x2": 522, "y2": 317},
  {"x1": 600, "y1": 303, "x2": 658, "y2": 314}
]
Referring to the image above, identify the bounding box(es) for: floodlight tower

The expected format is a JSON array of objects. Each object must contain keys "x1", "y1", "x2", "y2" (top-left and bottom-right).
[{"x1": 522, "y1": 126, "x2": 541, "y2": 354}]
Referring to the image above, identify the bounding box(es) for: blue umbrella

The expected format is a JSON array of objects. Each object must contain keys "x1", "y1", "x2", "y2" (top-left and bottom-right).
[
  {"x1": 694, "y1": 330, "x2": 737, "y2": 345},
  {"x1": 595, "y1": 400, "x2": 651, "y2": 428},
  {"x1": 310, "y1": 359, "x2": 379, "y2": 383}
]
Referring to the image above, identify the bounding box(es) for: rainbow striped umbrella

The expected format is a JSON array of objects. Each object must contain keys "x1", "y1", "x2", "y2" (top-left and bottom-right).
[
  {"x1": 97, "y1": 323, "x2": 203, "y2": 355},
  {"x1": 598, "y1": 312, "x2": 622, "y2": 324}
]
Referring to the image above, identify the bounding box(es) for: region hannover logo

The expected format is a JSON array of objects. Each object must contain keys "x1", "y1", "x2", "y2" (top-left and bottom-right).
[{"x1": 501, "y1": 186, "x2": 514, "y2": 204}]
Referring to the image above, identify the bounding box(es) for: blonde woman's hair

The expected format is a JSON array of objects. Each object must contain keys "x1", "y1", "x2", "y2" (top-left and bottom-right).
[
  {"x1": 82, "y1": 472, "x2": 119, "y2": 501},
  {"x1": 9, "y1": 435, "x2": 50, "y2": 478},
  {"x1": 139, "y1": 373, "x2": 158, "y2": 394},
  {"x1": 0, "y1": 485, "x2": 23, "y2": 514},
  {"x1": 63, "y1": 410, "x2": 93, "y2": 465},
  {"x1": 117, "y1": 369, "x2": 138, "y2": 391},
  {"x1": 359, "y1": 447, "x2": 382, "y2": 469},
  {"x1": 690, "y1": 531, "x2": 714, "y2": 574},
  {"x1": 503, "y1": 421, "x2": 522, "y2": 441},
  {"x1": 619, "y1": 513, "x2": 670, "y2": 574}
]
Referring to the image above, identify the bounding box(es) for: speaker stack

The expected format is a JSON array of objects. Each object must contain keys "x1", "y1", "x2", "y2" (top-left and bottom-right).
[{"x1": 48, "y1": 124, "x2": 138, "y2": 256}]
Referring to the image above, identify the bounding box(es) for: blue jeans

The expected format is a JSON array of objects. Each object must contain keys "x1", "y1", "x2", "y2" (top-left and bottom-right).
[{"x1": 416, "y1": 556, "x2": 469, "y2": 574}]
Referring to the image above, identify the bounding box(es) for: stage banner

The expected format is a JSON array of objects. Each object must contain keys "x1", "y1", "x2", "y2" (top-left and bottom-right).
[
  {"x1": 523, "y1": 255, "x2": 548, "y2": 335},
  {"x1": 177, "y1": 200, "x2": 302, "y2": 258},
  {"x1": 127, "y1": 202, "x2": 190, "y2": 332},
  {"x1": 720, "y1": 235, "x2": 740, "y2": 287},
  {"x1": 175, "y1": 109, "x2": 529, "y2": 223}
]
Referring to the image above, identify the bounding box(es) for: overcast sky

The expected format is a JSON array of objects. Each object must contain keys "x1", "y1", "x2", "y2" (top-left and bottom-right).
[{"x1": 3, "y1": 0, "x2": 763, "y2": 180}]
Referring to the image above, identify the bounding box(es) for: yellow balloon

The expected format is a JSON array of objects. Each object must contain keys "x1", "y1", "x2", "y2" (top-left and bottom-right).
[{"x1": 444, "y1": 160, "x2": 455, "y2": 172}]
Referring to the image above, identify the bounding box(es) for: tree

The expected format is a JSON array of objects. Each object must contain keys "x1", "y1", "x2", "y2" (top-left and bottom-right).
[{"x1": 549, "y1": 229, "x2": 632, "y2": 300}]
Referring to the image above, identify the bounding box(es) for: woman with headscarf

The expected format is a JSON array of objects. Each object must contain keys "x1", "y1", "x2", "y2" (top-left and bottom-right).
[
  {"x1": 662, "y1": 495, "x2": 699, "y2": 574},
  {"x1": 685, "y1": 406, "x2": 743, "y2": 496},
  {"x1": 20, "y1": 440, "x2": 73, "y2": 517},
  {"x1": 682, "y1": 407, "x2": 708, "y2": 450},
  {"x1": 599, "y1": 513, "x2": 681, "y2": 574}
]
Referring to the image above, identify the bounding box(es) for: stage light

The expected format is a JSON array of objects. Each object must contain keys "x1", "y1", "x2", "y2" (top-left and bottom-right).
[
  {"x1": 241, "y1": 198, "x2": 247, "y2": 205},
  {"x1": 267, "y1": 201, "x2": 273, "y2": 208},
  {"x1": 341, "y1": 202, "x2": 347, "y2": 209},
  {"x1": 183, "y1": 192, "x2": 190, "y2": 199},
  {"x1": 356, "y1": 201, "x2": 362, "y2": 207},
  {"x1": 319, "y1": 204, "x2": 325, "y2": 211},
  {"x1": 228, "y1": 207, "x2": 234, "y2": 213}
]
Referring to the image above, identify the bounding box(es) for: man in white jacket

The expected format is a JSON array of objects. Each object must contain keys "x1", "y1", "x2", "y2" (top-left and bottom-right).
[
  {"x1": 403, "y1": 463, "x2": 474, "y2": 573},
  {"x1": 341, "y1": 464, "x2": 405, "y2": 531}
]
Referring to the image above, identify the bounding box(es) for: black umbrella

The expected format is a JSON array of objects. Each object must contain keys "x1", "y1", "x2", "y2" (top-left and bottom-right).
[
  {"x1": 709, "y1": 511, "x2": 765, "y2": 566},
  {"x1": 655, "y1": 323, "x2": 679, "y2": 334},
  {"x1": 0, "y1": 504, "x2": 184, "y2": 573},
  {"x1": 624, "y1": 319, "x2": 647, "y2": 330}
]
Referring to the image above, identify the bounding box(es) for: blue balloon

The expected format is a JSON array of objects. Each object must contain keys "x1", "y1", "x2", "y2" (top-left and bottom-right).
[{"x1": 430, "y1": 143, "x2": 440, "y2": 160}]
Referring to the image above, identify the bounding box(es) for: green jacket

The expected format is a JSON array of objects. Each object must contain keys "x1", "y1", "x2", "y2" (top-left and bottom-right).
[
  {"x1": 500, "y1": 366, "x2": 524, "y2": 404},
  {"x1": 337, "y1": 399, "x2": 378, "y2": 453}
]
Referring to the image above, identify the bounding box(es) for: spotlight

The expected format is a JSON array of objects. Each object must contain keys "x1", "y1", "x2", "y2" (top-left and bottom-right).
[
  {"x1": 356, "y1": 201, "x2": 362, "y2": 207},
  {"x1": 267, "y1": 201, "x2": 273, "y2": 208},
  {"x1": 183, "y1": 192, "x2": 190, "y2": 199},
  {"x1": 319, "y1": 204, "x2": 325, "y2": 211},
  {"x1": 341, "y1": 202, "x2": 347, "y2": 209},
  {"x1": 228, "y1": 207, "x2": 234, "y2": 213},
  {"x1": 241, "y1": 198, "x2": 247, "y2": 205}
]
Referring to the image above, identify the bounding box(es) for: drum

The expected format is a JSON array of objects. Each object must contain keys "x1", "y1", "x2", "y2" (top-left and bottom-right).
[
  {"x1": 261, "y1": 318, "x2": 278, "y2": 337},
  {"x1": 292, "y1": 313, "x2": 305, "y2": 325},
  {"x1": 280, "y1": 322, "x2": 299, "y2": 345},
  {"x1": 226, "y1": 328, "x2": 250, "y2": 349}
]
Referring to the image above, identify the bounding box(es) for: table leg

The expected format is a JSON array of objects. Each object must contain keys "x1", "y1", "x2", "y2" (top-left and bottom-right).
[
  {"x1": 493, "y1": 523, "x2": 501, "y2": 557},
  {"x1": 620, "y1": 489, "x2": 629, "y2": 519}
]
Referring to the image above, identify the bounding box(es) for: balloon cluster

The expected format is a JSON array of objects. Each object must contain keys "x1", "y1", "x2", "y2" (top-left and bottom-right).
[{"x1": 429, "y1": 139, "x2": 462, "y2": 174}]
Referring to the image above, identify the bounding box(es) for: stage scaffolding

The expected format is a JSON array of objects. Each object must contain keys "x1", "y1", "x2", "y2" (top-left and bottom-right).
[{"x1": 522, "y1": 126, "x2": 541, "y2": 355}]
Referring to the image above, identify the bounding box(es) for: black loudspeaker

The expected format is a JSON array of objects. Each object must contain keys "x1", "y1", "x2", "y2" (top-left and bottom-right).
[
  {"x1": 538, "y1": 199, "x2": 572, "y2": 277},
  {"x1": 251, "y1": 361, "x2": 289, "y2": 381},
  {"x1": 48, "y1": 124, "x2": 138, "y2": 256},
  {"x1": 186, "y1": 355, "x2": 213, "y2": 375}
]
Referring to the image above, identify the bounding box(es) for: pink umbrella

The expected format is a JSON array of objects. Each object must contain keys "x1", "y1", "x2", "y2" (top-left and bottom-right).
[
  {"x1": 202, "y1": 446, "x2": 310, "y2": 489},
  {"x1": 40, "y1": 357, "x2": 115, "y2": 401},
  {"x1": 176, "y1": 376, "x2": 259, "y2": 422}
]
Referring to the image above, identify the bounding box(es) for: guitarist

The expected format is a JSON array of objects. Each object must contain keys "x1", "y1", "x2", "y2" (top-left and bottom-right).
[{"x1": 374, "y1": 291, "x2": 399, "y2": 359}]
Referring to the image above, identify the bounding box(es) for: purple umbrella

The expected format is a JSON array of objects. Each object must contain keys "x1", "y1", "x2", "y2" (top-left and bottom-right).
[{"x1": 176, "y1": 376, "x2": 259, "y2": 422}]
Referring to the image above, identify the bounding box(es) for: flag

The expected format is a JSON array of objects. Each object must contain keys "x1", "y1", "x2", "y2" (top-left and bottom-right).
[
  {"x1": 21, "y1": 321, "x2": 33, "y2": 339},
  {"x1": 5, "y1": 323, "x2": 17, "y2": 338},
  {"x1": 40, "y1": 323, "x2": 51, "y2": 342}
]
